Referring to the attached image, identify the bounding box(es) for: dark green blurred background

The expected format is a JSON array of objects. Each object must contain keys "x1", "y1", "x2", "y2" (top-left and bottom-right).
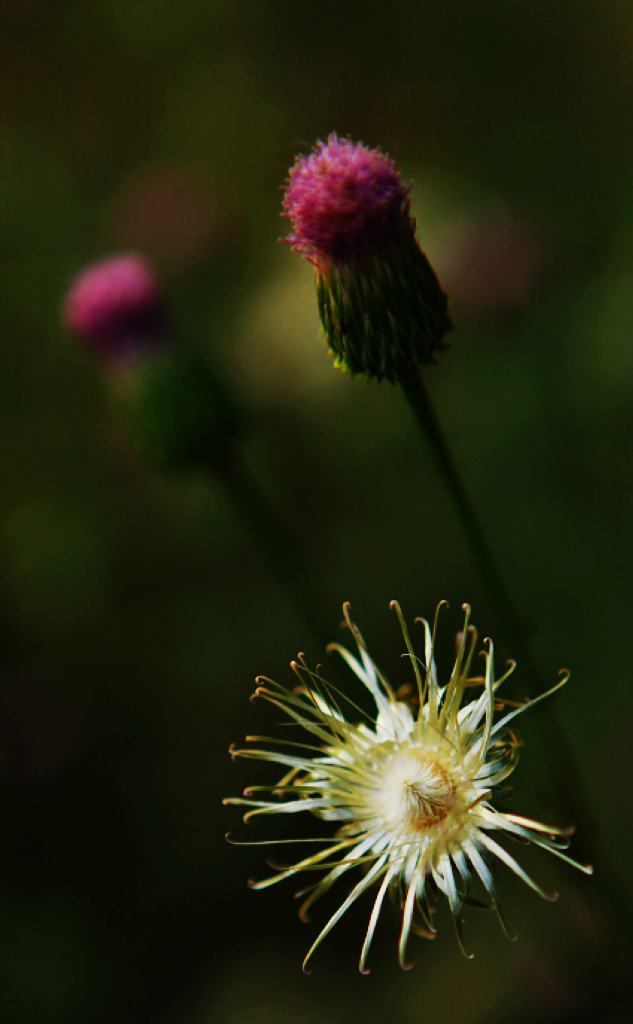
[{"x1": 2, "y1": 2, "x2": 632, "y2": 1021}]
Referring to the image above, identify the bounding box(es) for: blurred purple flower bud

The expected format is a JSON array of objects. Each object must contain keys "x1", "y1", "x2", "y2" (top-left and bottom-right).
[
  {"x1": 63, "y1": 253, "x2": 238, "y2": 470},
  {"x1": 63, "y1": 254, "x2": 167, "y2": 366},
  {"x1": 108, "y1": 165, "x2": 232, "y2": 273},
  {"x1": 437, "y1": 216, "x2": 542, "y2": 319}
]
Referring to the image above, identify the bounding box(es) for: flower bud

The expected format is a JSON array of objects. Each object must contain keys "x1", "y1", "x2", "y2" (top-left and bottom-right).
[
  {"x1": 282, "y1": 134, "x2": 451, "y2": 383},
  {"x1": 63, "y1": 254, "x2": 167, "y2": 366},
  {"x1": 63, "y1": 254, "x2": 239, "y2": 471}
]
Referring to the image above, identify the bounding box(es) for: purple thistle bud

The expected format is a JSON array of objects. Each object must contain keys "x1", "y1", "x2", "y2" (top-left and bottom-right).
[
  {"x1": 63, "y1": 254, "x2": 167, "y2": 366},
  {"x1": 282, "y1": 134, "x2": 452, "y2": 383},
  {"x1": 63, "y1": 253, "x2": 238, "y2": 470}
]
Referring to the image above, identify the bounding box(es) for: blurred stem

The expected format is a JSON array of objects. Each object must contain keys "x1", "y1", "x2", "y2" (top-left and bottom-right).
[
  {"x1": 401, "y1": 366, "x2": 523, "y2": 640},
  {"x1": 214, "y1": 448, "x2": 328, "y2": 650},
  {"x1": 400, "y1": 367, "x2": 601, "y2": 854}
]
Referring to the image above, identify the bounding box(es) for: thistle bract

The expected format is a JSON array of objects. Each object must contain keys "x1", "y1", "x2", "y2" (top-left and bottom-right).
[
  {"x1": 116, "y1": 352, "x2": 239, "y2": 472},
  {"x1": 226, "y1": 601, "x2": 591, "y2": 972},
  {"x1": 282, "y1": 134, "x2": 452, "y2": 382}
]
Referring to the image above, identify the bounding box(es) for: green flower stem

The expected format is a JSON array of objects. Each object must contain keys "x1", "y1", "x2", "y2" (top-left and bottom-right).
[
  {"x1": 401, "y1": 367, "x2": 523, "y2": 637},
  {"x1": 400, "y1": 366, "x2": 597, "y2": 848},
  {"x1": 214, "y1": 449, "x2": 328, "y2": 650}
]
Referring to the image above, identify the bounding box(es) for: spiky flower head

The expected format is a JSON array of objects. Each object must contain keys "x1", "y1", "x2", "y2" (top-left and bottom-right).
[
  {"x1": 282, "y1": 134, "x2": 452, "y2": 382},
  {"x1": 226, "y1": 601, "x2": 591, "y2": 972},
  {"x1": 63, "y1": 254, "x2": 166, "y2": 366}
]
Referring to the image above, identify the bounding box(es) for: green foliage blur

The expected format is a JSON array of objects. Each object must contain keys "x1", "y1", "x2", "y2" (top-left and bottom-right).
[{"x1": 1, "y1": 2, "x2": 631, "y2": 1022}]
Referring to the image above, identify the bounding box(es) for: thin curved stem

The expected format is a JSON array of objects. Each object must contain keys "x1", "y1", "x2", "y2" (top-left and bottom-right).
[{"x1": 401, "y1": 367, "x2": 525, "y2": 650}]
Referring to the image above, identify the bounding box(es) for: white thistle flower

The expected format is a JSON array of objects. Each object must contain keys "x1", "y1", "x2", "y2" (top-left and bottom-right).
[{"x1": 225, "y1": 601, "x2": 592, "y2": 972}]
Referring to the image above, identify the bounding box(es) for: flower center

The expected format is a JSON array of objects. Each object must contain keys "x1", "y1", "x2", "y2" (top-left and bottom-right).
[{"x1": 378, "y1": 751, "x2": 456, "y2": 833}]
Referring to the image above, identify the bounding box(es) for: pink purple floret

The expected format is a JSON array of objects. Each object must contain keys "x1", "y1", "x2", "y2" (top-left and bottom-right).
[
  {"x1": 63, "y1": 254, "x2": 165, "y2": 362},
  {"x1": 283, "y1": 134, "x2": 411, "y2": 265}
]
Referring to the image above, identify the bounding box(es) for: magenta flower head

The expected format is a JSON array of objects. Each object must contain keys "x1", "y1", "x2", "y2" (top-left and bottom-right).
[
  {"x1": 63, "y1": 254, "x2": 167, "y2": 366},
  {"x1": 282, "y1": 134, "x2": 451, "y2": 383}
]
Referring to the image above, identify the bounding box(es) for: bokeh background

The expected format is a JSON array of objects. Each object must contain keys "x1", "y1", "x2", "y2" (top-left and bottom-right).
[{"x1": 2, "y1": 1, "x2": 632, "y2": 1021}]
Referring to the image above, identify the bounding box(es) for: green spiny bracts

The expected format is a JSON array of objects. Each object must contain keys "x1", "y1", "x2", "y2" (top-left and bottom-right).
[
  {"x1": 316, "y1": 226, "x2": 451, "y2": 382},
  {"x1": 116, "y1": 352, "x2": 239, "y2": 472}
]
